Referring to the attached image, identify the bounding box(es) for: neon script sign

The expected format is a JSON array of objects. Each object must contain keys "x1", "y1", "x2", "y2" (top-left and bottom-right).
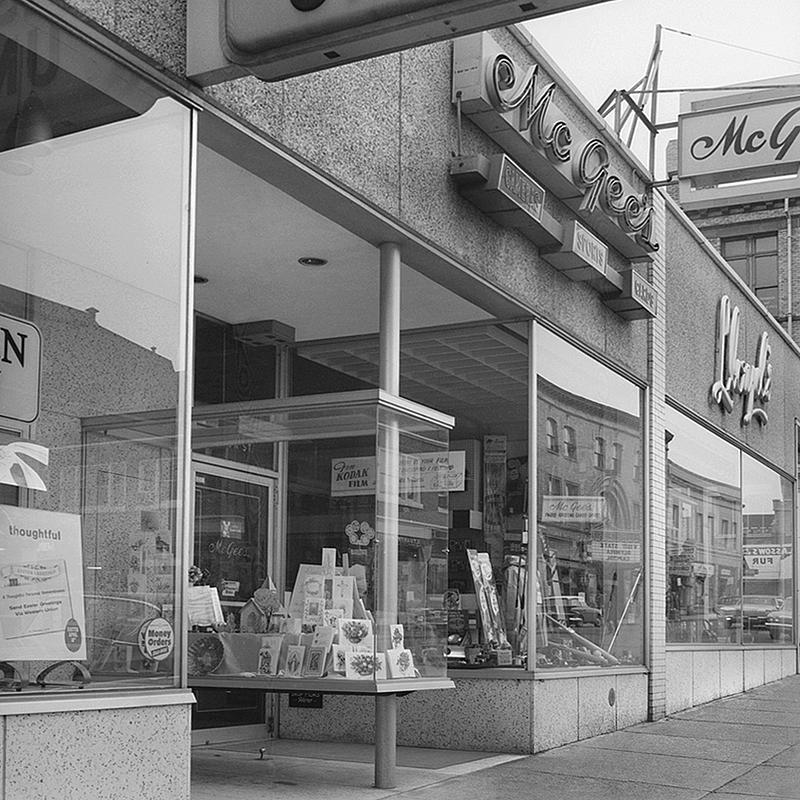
[
  {"x1": 483, "y1": 53, "x2": 658, "y2": 252},
  {"x1": 711, "y1": 296, "x2": 771, "y2": 426}
]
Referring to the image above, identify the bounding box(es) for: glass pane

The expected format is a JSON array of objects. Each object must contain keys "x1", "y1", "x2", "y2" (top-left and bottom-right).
[
  {"x1": 755, "y1": 234, "x2": 778, "y2": 254},
  {"x1": 0, "y1": 6, "x2": 190, "y2": 692},
  {"x1": 193, "y1": 474, "x2": 270, "y2": 615},
  {"x1": 536, "y1": 326, "x2": 644, "y2": 668},
  {"x1": 756, "y1": 287, "x2": 778, "y2": 315},
  {"x1": 742, "y1": 454, "x2": 793, "y2": 644},
  {"x1": 665, "y1": 408, "x2": 741, "y2": 644},
  {"x1": 721, "y1": 238, "x2": 747, "y2": 258},
  {"x1": 727, "y1": 258, "x2": 748, "y2": 282},
  {"x1": 755, "y1": 255, "x2": 778, "y2": 286},
  {"x1": 376, "y1": 406, "x2": 450, "y2": 680}
]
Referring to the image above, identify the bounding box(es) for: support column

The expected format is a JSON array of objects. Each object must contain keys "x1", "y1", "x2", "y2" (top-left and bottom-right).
[
  {"x1": 375, "y1": 241, "x2": 401, "y2": 789},
  {"x1": 646, "y1": 192, "x2": 668, "y2": 720},
  {"x1": 379, "y1": 242, "x2": 401, "y2": 395}
]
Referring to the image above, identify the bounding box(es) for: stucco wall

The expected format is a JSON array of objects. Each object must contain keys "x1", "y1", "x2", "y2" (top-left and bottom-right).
[
  {"x1": 665, "y1": 648, "x2": 797, "y2": 715},
  {"x1": 1, "y1": 703, "x2": 191, "y2": 800},
  {"x1": 665, "y1": 200, "x2": 800, "y2": 476},
  {"x1": 279, "y1": 671, "x2": 648, "y2": 754}
]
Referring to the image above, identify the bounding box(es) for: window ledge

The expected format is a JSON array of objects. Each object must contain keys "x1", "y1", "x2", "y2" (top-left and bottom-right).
[{"x1": 0, "y1": 689, "x2": 195, "y2": 716}]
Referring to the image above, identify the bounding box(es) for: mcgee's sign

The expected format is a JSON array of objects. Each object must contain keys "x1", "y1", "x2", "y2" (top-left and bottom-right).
[
  {"x1": 0, "y1": 313, "x2": 41, "y2": 424},
  {"x1": 188, "y1": 0, "x2": 612, "y2": 85},
  {"x1": 679, "y1": 95, "x2": 800, "y2": 185}
]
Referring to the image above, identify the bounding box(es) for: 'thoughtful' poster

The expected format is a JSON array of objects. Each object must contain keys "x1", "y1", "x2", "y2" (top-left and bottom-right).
[{"x1": 0, "y1": 505, "x2": 86, "y2": 660}]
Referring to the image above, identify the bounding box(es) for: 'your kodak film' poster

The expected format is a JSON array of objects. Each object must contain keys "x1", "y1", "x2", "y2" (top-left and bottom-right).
[{"x1": 0, "y1": 505, "x2": 86, "y2": 660}]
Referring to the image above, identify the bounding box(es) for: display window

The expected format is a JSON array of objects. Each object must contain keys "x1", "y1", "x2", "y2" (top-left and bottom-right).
[
  {"x1": 185, "y1": 101, "x2": 534, "y2": 700},
  {"x1": 0, "y1": 5, "x2": 192, "y2": 693},
  {"x1": 666, "y1": 407, "x2": 794, "y2": 645},
  {"x1": 534, "y1": 326, "x2": 646, "y2": 669}
]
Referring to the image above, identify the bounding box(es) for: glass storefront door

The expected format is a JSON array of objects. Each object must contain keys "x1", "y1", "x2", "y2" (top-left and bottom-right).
[{"x1": 190, "y1": 459, "x2": 276, "y2": 738}]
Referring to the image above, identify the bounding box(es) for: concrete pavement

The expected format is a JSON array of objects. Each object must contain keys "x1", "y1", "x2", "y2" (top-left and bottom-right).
[{"x1": 193, "y1": 673, "x2": 800, "y2": 799}]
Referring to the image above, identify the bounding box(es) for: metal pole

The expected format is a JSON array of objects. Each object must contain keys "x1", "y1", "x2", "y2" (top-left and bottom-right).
[
  {"x1": 648, "y1": 24, "x2": 663, "y2": 176},
  {"x1": 375, "y1": 241, "x2": 401, "y2": 789},
  {"x1": 379, "y1": 242, "x2": 401, "y2": 395}
]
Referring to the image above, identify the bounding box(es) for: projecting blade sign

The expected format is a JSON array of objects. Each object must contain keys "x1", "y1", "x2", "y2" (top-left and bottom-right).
[{"x1": 188, "y1": 0, "x2": 615, "y2": 84}]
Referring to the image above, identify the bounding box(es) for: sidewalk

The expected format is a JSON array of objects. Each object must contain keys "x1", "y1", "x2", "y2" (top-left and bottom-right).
[{"x1": 193, "y1": 674, "x2": 800, "y2": 800}]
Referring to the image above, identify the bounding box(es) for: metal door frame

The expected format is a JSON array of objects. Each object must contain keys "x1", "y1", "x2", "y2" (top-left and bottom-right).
[{"x1": 190, "y1": 455, "x2": 279, "y2": 745}]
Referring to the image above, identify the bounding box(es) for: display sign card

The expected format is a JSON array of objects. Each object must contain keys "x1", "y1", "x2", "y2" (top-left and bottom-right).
[
  {"x1": 0, "y1": 505, "x2": 86, "y2": 660},
  {"x1": 187, "y1": 585, "x2": 224, "y2": 627},
  {"x1": 541, "y1": 496, "x2": 607, "y2": 523},
  {"x1": 330, "y1": 451, "x2": 465, "y2": 497}
]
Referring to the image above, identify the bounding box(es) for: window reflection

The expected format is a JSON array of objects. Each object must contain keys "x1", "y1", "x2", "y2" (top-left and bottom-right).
[
  {"x1": 665, "y1": 407, "x2": 793, "y2": 645},
  {"x1": 536, "y1": 326, "x2": 644, "y2": 669},
  {"x1": 0, "y1": 6, "x2": 189, "y2": 692}
]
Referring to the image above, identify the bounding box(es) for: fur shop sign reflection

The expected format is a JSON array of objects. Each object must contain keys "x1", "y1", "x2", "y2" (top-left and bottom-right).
[{"x1": 711, "y1": 295, "x2": 772, "y2": 426}]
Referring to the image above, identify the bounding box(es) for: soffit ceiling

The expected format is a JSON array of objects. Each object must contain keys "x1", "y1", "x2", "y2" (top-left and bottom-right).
[
  {"x1": 194, "y1": 139, "x2": 527, "y2": 434},
  {"x1": 299, "y1": 324, "x2": 529, "y2": 433},
  {"x1": 194, "y1": 144, "x2": 492, "y2": 342}
]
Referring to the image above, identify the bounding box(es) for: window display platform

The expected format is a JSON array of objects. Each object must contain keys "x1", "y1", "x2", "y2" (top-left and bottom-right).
[{"x1": 188, "y1": 674, "x2": 453, "y2": 694}]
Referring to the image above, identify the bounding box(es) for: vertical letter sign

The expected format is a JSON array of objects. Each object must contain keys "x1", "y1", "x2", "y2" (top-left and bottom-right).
[{"x1": 0, "y1": 312, "x2": 42, "y2": 423}]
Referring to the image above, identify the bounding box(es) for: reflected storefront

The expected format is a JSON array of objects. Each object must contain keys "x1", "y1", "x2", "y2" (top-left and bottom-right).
[
  {"x1": 535, "y1": 327, "x2": 645, "y2": 669},
  {"x1": 0, "y1": 3, "x2": 192, "y2": 694},
  {"x1": 666, "y1": 407, "x2": 793, "y2": 646}
]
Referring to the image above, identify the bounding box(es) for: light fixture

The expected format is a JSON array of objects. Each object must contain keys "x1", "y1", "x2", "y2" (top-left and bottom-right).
[{"x1": 297, "y1": 256, "x2": 328, "y2": 266}]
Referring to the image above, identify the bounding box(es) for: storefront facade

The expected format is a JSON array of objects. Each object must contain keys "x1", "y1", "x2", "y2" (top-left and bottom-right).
[{"x1": 0, "y1": 2, "x2": 797, "y2": 797}]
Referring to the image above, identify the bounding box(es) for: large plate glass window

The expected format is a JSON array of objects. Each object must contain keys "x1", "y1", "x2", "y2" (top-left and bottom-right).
[
  {"x1": 535, "y1": 326, "x2": 645, "y2": 669},
  {"x1": 0, "y1": 4, "x2": 192, "y2": 693},
  {"x1": 665, "y1": 406, "x2": 794, "y2": 645}
]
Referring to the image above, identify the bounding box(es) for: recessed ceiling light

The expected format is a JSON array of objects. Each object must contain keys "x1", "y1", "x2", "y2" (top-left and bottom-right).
[
  {"x1": 298, "y1": 257, "x2": 328, "y2": 266},
  {"x1": 194, "y1": 275, "x2": 209, "y2": 284}
]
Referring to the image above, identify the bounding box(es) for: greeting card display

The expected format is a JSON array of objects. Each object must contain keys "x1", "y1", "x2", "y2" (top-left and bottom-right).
[
  {"x1": 285, "y1": 645, "x2": 305, "y2": 677},
  {"x1": 386, "y1": 648, "x2": 416, "y2": 679},
  {"x1": 338, "y1": 617, "x2": 373, "y2": 648},
  {"x1": 389, "y1": 623, "x2": 404, "y2": 650},
  {"x1": 332, "y1": 644, "x2": 348, "y2": 674},
  {"x1": 257, "y1": 634, "x2": 284, "y2": 676},
  {"x1": 304, "y1": 645, "x2": 328, "y2": 677},
  {"x1": 345, "y1": 651, "x2": 385, "y2": 680}
]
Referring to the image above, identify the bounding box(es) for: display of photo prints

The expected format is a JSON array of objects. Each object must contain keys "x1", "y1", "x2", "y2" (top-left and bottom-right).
[
  {"x1": 386, "y1": 648, "x2": 415, "y2": 679},
  {"x1": 338, "y1": 617, "x2": 373, "y2": 648},
  {"x1": 285, "y1": 645, "x2": 305, "y2": 677},
  {"x1": 345, "y1": 651, "x2": 385, "y2": 680}
]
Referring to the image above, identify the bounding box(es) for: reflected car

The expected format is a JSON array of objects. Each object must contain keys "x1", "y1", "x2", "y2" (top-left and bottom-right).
[
  {"x1": 716, "y1": 595, "x2": 784, "y2": 633},
  {"x1": 765, "y1": 598, "x2": 793, "y2": 641},
  {"x1": 544, "y1": 596, "x2": 602, "y2": 627}
]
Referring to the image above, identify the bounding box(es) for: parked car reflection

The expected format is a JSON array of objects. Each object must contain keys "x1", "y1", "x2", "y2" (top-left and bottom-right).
[
  {"x1": 765, "y1": 597, "x2": 793, "y2": 641},
  {"x1": 715, "y1": 595, "x2": 784, "y2": 640},
  {"x1": 544, "y1": 595, "x2": 603, "y2": 628}
]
